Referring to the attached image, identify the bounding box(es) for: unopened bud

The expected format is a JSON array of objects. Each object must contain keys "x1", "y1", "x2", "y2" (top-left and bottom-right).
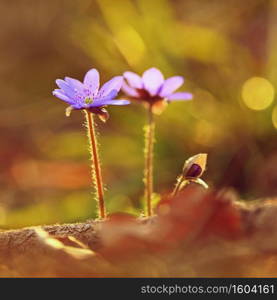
[{"x1": 182, "y1": 153, "x2": 207, "y2": 179}]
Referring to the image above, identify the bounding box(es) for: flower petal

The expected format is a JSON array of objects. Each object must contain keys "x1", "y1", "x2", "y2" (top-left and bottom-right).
[
  {"x1": 88, "y1": 99, "x2": 130, "y2": 108},
  {"x1": 56, "y1": 79, "x2": 74, "y2": 98},
  {"x1": 159, "y1": 76, "x2": 184, "y2": 97},
  {"x1": 90, "y1": 88, "x2": 130, "y2": 107},
  {"x1": 142, "y1": 67, "x2": 164, "y2": 96},
  {"x1": 99, "y1": 99, "x2": 130, "y2": 106},
  {"x1": 88, "y1": 89, "x2": 117, "y2": 107},
  {"x1": 64, "y1": 77, "x2": 84, "y2": 92},
  {"x1": 83, "y1": 68, "x2": 100, "y2": 95},
  {"x1": 121, "y1": 81, "x2": 139, "y2": 97},
  {"x1": 52, "y1": 89, "x2": 73, "y2": 104},
  {"x1": 97, "y1": 89, "x2": 118, "y2": 101},
  {"x1": 166, "y1": 92, "x2": 193, "y2": 101},
  {"x1": 123, "y1": 71, "x2": 143, "y2": 89},
  {"x1": 98, "y1": 76, "x2": 123, "y2": 97}
]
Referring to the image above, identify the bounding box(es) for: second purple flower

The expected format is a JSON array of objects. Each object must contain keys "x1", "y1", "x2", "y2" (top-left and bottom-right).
[
  {"x1": 121, "y1": 67, "x2": 193, "y2": 216},
  {"x1": 122, "y1": 67, "x2": 193, "y2": 114}
]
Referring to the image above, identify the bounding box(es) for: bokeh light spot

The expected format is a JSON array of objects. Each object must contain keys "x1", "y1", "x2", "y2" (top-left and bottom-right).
[{"x1": 242, "y1": 77, "x2": 275, "y2": 110}]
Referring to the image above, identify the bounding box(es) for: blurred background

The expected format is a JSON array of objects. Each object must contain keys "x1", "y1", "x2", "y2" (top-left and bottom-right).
[{"x1": 0, "y1": 0, "x2": 277, "y2": 228}]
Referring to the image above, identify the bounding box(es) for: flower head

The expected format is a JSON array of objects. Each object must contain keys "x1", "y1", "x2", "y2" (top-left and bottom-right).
[
  {"x1": 121, "y1": 67, "x2": 193, "y2": 113},
  {"x1": 53, "y1": 68, "x2": 130, "y2": 121}
]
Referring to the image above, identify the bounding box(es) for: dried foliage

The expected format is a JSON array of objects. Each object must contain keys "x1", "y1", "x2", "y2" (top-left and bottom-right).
[{"x1": 1, "y1": 186, "x2": 277, "y2": 277}]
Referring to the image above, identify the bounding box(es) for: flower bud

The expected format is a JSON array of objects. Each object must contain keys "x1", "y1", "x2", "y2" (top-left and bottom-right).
[{"x1": 182, "y1": 153, "x2": 207, "y2": 179}]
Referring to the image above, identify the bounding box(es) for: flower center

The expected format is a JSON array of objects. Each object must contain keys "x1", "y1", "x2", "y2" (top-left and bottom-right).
[
  {"x1": 85, "y1": 97, "x2": 93, "y2": 105},
  {"x1": 136, "y1": 88, "x2": 162, "y2": 103}
]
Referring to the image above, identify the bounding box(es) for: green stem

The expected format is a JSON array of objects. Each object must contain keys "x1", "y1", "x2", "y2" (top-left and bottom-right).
[
  {"x1": 144, "y1": 105, "x2": 155, "y2": 216},
  {"x1": 85, "y1": 110, "x2": 106, "y2": 219}
]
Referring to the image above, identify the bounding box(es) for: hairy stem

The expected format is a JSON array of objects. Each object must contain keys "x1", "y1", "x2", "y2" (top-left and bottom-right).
[
  {"x1": 144, "y1": 105, "x2": 155, "y2": 216},
  {"x1": 172, "y1": 175, "x2": 185, "y2": 197},
  {"x1": 85, "y1": 111, "x2": 106, "y2": 219}
]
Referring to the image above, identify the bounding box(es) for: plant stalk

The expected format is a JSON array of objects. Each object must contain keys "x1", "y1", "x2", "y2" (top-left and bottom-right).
[
  {"x1": 144, "y1": 105, "x2": 155, "y2": 216},
  {"x1": 85, "y1": 110, "x2": 106, "y2": 219},
  {"x1": 172, "y1": 175, "x2": 185, "y2": 197}
]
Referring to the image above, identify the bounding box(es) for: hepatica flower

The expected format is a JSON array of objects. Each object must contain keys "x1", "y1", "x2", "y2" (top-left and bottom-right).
[
  {"x1": 53, "y1": 68, "x2": 129, "y2": 121},
  {"x1": 122, "y1": 67, "x2": 193, "y2": 114},
  {"x1": 53, "y1": 69, "x2": 129, "y2": 219},
  {"x1": 121, "y1": 67, "x2": 193, "y2": 217}
]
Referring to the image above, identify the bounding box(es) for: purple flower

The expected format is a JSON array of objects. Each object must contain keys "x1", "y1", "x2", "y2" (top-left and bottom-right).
[
  {"x1": 121, "y1": 67, "x2": 193, "y2": 113},
  {"x1": 53, "y1": 68, "x2": 130, "y2": 121}
]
